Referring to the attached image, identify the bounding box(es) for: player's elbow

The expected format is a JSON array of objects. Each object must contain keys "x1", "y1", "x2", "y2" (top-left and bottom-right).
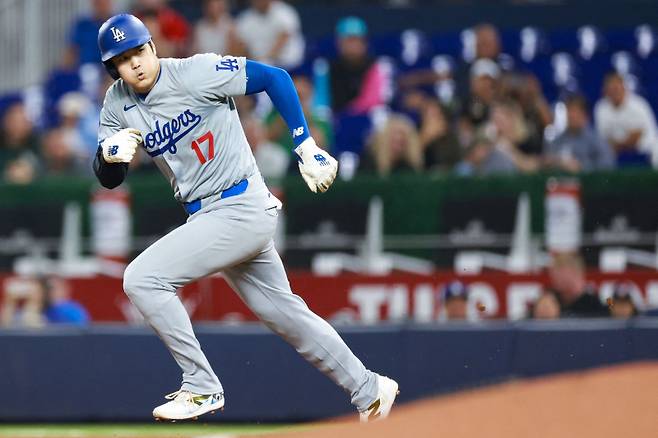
[
  {"x1": 100, "y1": 179, "x2": 122, "y2": 190},
  {"x1": 271, "y1": 65, "x2": 293, "y2": 84}
]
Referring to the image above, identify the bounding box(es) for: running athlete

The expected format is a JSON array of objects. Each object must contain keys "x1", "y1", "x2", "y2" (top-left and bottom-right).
[{"x1": 94, "y1": 14, "x2": 398, "y2": 422}]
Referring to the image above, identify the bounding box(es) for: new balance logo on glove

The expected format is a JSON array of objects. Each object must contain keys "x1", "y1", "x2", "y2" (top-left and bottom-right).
[
  {"x1": 314, "y1": 154, "x2": 329, "y2": 166},
  {"x1": 294, "y1": 137, "x2": 338, "y2": 193}
]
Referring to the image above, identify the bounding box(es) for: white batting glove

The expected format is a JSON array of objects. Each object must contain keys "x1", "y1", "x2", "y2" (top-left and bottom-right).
[
  {"x1": 101, "y1": 128, "x2": 143, "y2": 164},
  {"x1": 294, "y1": 137, "x2": 338, "y2": 193}
]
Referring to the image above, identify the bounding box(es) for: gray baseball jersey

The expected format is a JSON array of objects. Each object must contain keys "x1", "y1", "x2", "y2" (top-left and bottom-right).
[
  {"x1": 104, "y1": 53, "x2": 379, "y2": 413},
  {"x1": 99, "y1": 54, "x2": 256, "y2": 202}
]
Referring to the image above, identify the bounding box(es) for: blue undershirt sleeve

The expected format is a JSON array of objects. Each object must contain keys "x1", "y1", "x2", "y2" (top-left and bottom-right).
[{"x1": 245, "y1": 60, "x2": 310, "y2": 147}]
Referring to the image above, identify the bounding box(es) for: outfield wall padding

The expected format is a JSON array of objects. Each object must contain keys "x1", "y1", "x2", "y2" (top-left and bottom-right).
[{"x1": 1, "y1": 320, "x2": 657, "y2": 422}]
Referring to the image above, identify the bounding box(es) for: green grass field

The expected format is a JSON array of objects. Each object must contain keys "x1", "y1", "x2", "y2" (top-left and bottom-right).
[{"x1": 0, "y1": 423, "x2": 302, "y2": 438}]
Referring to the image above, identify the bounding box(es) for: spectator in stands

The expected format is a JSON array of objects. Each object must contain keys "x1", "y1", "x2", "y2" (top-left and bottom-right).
[
  {"x1": 440, "y1": 280, "x2": 468, "y2": 321},
  {"x1": 234, "y1": 94, "x2": 258, "y2": 118},
  {"x1": 420, "y1": 98, "x2": 462, "y2": 172},
  {"x1": 402, "y1": 92, "x2": 461, "y2": 172},
  {"x1": 547, "y1": 253, "x2": 608, "y2": 318},
  {"x1": 0, "y1": 102, "x2": 40, "y2": 184},
  {"x1": 489, "y1": 100, "x2": 541, "y2": 173},
  {"x1": 531, "y1": 291, "x2": 561, "y2": 319},
  {"x1": 0, "y1": 276, "x2": 90, "y2": 327},
  {"x1": 139, "y1": 8, "x2": 176, "y2": 58},
  {"x1": 474, "y1": 23, "x2": 503, "y2": 64},
  {"x1": 329, "y1": 16, "x2": 386, "y2": 115},
  {"x1": 235, "y1": 0, "x2": 305, "y2": 69},
  {"x1": 266, "y1": 72, "x2": 332, "y2": 153},
  {"x1": 40, "y1": 128, "x2": 82, "y2": 177},
  {"x1": 193, "y1": 0, "x2": 239, "y2": 56},
  {"x1": 594, "y1": 72, "x2": 658, "y2": 167},
  {"x1": 502, "y1": 73, "x2": 552, "y2": 156},
  {"x1": 329, "y1": 16, "x2": 387, "y2": 157},
  {"x1": 68, "y1": 0, "x2": 115, "y2": 66},
  {"x1": 42, "y1": 47, "x2": 82, "y2": 128},
  {"x1": 41, "y1": 277, "x2": 89, "y2": 325},
  {"x1": 454, "y1": 135, "x2": 517, "y2": 176},
  {"x1": 57, "y1": 92, "x2": 94, "y2": 167},
  {"x1": 458, "y1": 59, "x2": 500, "y2": 146},
  {"x1": 399, "y1": 23, "x2": 509, "y2": 114},
  {"x1": 134, "y1": 0, "x2": 191, "y2": 57},
  {"x1": 0, "y1": 277, "x2": 45, "y2": 328},
  {"x1": 608, "y1": 282, "x2": 639, "y2": 319},
  {"x1": 361, "y1": 114, "x2": 424, "y2": 176},
  {"x1": 456, "y1": 23, "x2": 512, "y2": 102},
  {"x1": 544, "y1": 94, "x2": 614, "y2": 172},
  {"x1": 243, "y1": 115, "x2": 289, "y2": 179}
]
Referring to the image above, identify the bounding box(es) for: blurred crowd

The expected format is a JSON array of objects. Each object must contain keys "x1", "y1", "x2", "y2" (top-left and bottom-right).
[
  {"x1": 441, "y1": 252, "x2": 642, "y2": 322},
  {"x1": 3, "y1": 251, "x2": 644, "y2": 327},
  {"x1": 1, "y1": 0, "x2": 658, "y2": 185},
  {"x1": 1, "y1": 276, "x2": 89, "y2": 328}
]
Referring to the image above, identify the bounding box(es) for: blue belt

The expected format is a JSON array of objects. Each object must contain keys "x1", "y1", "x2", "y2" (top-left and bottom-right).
[{"x1": 183, "y1": 179, "x2": 249, "y2": 215}]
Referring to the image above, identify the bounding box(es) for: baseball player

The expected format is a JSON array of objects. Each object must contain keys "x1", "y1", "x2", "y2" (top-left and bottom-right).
[{"x1": 94, "y1": 14, "x2": 398, "y2": 422}]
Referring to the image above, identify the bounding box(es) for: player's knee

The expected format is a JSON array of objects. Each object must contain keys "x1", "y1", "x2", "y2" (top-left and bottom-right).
[{"x1": 123, "y1": 261, "x2": 148, "y2": 298}]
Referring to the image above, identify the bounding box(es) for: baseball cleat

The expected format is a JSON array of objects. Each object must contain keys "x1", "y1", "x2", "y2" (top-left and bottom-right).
[
  {"x1": 152, "y1": 389, "x2": 225, "y2": 421},
  {"x1": 359, "y1": 375, "x2": 399, "y2": 423}
]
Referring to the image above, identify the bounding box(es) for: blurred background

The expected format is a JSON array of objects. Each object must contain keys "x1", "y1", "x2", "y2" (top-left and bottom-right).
[{"x1": 2, "y1": 0, "x2": 658, "y2": 431}]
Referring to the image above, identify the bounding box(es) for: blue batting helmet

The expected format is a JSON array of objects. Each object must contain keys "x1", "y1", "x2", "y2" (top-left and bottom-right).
[{"x1": 98, "y1": 14, "x2": 152, "y2": 79}]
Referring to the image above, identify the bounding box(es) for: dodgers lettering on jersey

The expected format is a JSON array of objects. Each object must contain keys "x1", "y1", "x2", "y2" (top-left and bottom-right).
[
  {"x1": 98, "y1": 54, "x2": 257, "y2": 202},
  {"x1": 142, "y1": 110, "x2": 202, "y2": 157}
]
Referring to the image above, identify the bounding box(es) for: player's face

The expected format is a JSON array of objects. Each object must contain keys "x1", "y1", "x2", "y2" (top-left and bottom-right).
[{"x1": 113, "y1": 43, "x2": 160, "y2": 93}]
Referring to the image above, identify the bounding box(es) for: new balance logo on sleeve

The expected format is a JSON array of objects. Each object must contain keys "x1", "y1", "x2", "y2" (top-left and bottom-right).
[
  {"x1": 292, "y1": 127, "x2": 305, "y2": 138},
  {"x1": 109, "y1": 145, "x2": 119, "y2": 156}
]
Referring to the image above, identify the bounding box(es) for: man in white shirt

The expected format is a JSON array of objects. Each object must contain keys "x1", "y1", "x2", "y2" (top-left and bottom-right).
[
  {"x1": 594, "y1": 72, "x2": 658, "y2": 167},
  {"x1": 193, "y1": 0, "x2": 238, "y2": 55},
  {"x1": 235, "y1": 0, "x2": 305, "y2": 69}
]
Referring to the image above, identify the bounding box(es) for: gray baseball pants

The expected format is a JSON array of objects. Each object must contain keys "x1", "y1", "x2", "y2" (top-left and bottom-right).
[{"x1": 122, "y1": 176, "x2": 378, "y2": 411}]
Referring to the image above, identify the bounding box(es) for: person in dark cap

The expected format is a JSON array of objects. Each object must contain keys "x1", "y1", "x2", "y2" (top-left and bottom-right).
[
  {"x1": 441, "y1": 280, "x2": 469, "y2": 320},
  {"x1": 608, "y1": 282, "x2": 639, "y2": 319}
]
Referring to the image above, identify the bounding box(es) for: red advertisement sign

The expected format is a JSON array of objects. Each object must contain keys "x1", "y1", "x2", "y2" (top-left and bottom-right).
[{"x1": 2, "y1": 271, "x2": 657, "y2": 323}]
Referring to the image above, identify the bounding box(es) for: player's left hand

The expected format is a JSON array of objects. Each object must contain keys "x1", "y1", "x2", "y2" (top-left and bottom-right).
[{"x1": 294, "y1": 137, "x2": 338, "y2": 193}]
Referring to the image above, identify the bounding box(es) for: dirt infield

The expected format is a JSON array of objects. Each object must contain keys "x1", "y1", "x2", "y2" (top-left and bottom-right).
[{"x1": 264, "y1": 362, "x2": 658, "y2": 438}]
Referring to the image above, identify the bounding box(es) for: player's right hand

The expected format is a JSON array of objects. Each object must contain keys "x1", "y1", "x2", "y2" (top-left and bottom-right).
[{"x1": 100, "y1": 128, "x2": 143, "y2": 164}]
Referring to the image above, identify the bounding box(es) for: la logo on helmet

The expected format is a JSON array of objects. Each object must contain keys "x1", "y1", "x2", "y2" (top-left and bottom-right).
[{"x1": 111, "y1": 26, "x2": 126, "y2": 42}]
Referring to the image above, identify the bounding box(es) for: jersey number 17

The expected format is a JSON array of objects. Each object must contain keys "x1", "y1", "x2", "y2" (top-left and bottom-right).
[{"x1": 191, "y1": 131, "x2": 215, "y2": 164}]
